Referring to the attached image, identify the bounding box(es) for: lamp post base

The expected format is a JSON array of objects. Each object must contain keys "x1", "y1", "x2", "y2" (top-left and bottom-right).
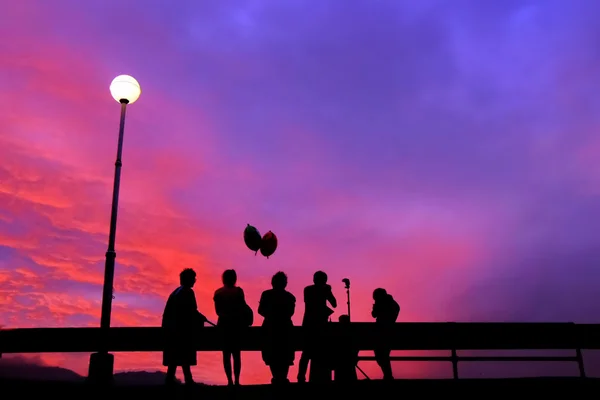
[{"x1": 87, "y1": 352, "x2": 114, "y2": 385}]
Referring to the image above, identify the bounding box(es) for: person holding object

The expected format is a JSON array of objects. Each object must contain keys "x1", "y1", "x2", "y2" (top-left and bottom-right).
[
  {"x1": 371, "y1": 288, "x2": 400, "y2": 381},
  {"x1": 298, "y1": 270, "x2": 337, "y2": 383},
  {"x1": 162, "y1": 268, "x2": 208, "y2": 386}
]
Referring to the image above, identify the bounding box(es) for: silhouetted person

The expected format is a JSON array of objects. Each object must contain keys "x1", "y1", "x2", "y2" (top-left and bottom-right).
[
  {"x1": 371, "y1": 288, "x2": 400, "y2": 381},
  {"x1": 214, "y1": 269, "x2": 250, "y2": 386},
  {"x1": 298, "y1": 270, "x2": 337, "y2": 383},
  {"x1": 162, "y1": 268, "x2": 207, "y2": 385},
  {"x1": 258, "y1": 271, "x2": 296, "y2": 384},
  {"x1": 333, "y1": 314, "x2": 358, "y2": 382}
]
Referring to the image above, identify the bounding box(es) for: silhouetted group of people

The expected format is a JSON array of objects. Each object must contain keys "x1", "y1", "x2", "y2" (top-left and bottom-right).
[{"x1": 161, "y1": 268, "x2": 399, "y2": 386}]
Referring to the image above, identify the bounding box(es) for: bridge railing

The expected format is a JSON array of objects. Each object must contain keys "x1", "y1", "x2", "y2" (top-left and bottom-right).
[{"x1": 1, "y1": 322, "x2": 598, "y2": 379}]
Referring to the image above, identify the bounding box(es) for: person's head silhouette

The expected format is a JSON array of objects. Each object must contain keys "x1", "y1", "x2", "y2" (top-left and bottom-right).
[
  {"x1": 339, "y1": 314, "x2": 350, "y2": 324},
  {"x1": 180, "y1": 268, "x2": 197, "y2": 288},
  {"x1": 373, "y1": 288, "x2": 387, "y2": 302},
  {"x1": 222, "y1": 269, "x2": 237, "y2": 287},
  {"x1": 313, "y1": 270, "x2": 327, "y2": 286},
  {"x1": 272, "y1": 271, "x2": 288, "y2": 290}
]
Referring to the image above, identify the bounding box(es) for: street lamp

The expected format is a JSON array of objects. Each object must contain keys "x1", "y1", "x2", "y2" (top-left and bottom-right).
[
  {"x1": 110, "y1": 75, "x2": 142, "y2": 104},
  {"x1": 89, "y1": 75, "x2": 141, "y2": 385}
]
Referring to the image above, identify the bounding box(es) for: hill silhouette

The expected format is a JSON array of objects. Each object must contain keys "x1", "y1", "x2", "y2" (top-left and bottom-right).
[
  {"x1": 0, "y1": 356, "x2": 82, "y2": 382},
  {"x1": 0, "y1": 356, "x2": 182, "y2": 385}
]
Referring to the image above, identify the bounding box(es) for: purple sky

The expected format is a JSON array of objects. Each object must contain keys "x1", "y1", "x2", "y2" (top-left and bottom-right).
[{"x1": 1, "y1": 0, "x2": 600, "y2": 384}]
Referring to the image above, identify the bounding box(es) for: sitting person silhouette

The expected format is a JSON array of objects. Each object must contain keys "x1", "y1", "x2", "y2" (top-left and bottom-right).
[
  {"x1": 333, "y1": 314, "x2": 359, "y2": 382},
  {"x1": 371, "y1": 288, "x2": 400, "y2": 381},
  {"x1": 162, "y1": 268, "x2": 208, "y2": 385},
  {"x1": 214, "y1": 269, "x2": 250, "y2": 386},
  {"x1": 298, "y1": 270, "x2": 337, "y2": 383},
  {"x1": 258, "y1": 271, "x2": 296, "y2": 384}
]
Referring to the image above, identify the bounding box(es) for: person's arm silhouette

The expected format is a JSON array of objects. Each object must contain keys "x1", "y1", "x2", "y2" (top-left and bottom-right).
[
  {"x1": 186, "y1": 289, "x2": 207, "y2": 326},
  {"x1": 285, "y1": 293, "x2": 296, "y2": 318},
  {"x1": 213, "y1": 290, "x2": 223, "y2": 318},
  {"x1": 325, "y1": 284, "x2": 337, "y2": 308},
  {"x1": 258, "y1": 292, "x2": 267, "y2": 318},
  {"x1": 237, "y1": 287, "x2": 248, "y2": 315},
  {"x1": 303, "y1": 286, "x2": 310, "y2": 305}
]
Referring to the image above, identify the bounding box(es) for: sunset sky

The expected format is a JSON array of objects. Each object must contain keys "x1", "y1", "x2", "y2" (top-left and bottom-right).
[{"x1": 2, "y1": 0, "x2": 600, "y2": 385}]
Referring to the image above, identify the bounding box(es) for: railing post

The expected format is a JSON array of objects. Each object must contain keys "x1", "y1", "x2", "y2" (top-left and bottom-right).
[
  {"x1": 576, "y1": 348, "x2": 586, "y2": 378},
  {"x1": 88, "y1": 351, "x2": 114, "y2": 385},
  {"x1": 571, "y1": 321, "x2": 586, "y2": 378},
  {"x1": 451, "y1": 348, "x2": 459, "y2": 379},
  {"x1": 449, "y1": 322, "x2": 459, "y2": 379}
]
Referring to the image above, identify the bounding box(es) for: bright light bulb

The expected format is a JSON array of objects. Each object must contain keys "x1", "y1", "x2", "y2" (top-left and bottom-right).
[{"x1": 109, "y1": 75, "x2": 141, "y2": 104}]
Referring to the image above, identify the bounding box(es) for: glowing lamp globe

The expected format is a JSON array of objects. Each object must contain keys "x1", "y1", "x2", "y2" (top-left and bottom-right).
[{"x1": 110, "y1": 75, "x2": 141, "y2": 104}]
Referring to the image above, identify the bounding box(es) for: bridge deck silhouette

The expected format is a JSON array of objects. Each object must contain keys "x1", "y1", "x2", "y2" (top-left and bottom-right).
[{"x1": 2, "y1": 322, "x2": 599, "y2": 379}]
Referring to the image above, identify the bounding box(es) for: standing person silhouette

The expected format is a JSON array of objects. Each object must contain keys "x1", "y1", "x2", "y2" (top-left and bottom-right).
[
  {"x1": 258, "y1": 271, "x2": 296, "y2": 384},
  {"x1": 298, "y1": 270, "x2": 337, "y2": 383},
  {"x1": 162, "y1": 268, "x2": 207, "y2": 386},
  {"x1": 371, "y1": 288, "x2": 400, "y2": 381},
  {"x1": 214, "y1": 269, "x2": 250, "y2": 386}
]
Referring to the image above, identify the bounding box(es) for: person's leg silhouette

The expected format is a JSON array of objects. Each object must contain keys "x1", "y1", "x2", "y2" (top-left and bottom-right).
[
  {"x1": 232, "y1": 350, "x2": 241, "y2": 385},
  {"x1": 281, "y1": 365, "x2": 290, "y2": 383},
  {"x1": 166, "y1": 365, "x2": 177, "y2": 385},
  {"x1": 182, "y1": 365, "x2": 194, "y2": 384},
  {"x1": 297, "y1": 350, "x2": 310, "y2": 382},
  {"x1": 223, "y1": 350, "x2": 233, "y2": 385},
  {"x1": 375, "y1": 348, "x2": 393, "y2": 380}
]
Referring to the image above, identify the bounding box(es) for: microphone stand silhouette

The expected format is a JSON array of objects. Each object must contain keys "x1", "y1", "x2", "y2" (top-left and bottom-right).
[
  {"x1": 342, "y1": 278, "x2": 351, "y2": 321},
  {"x1": 342, "y1": 278, "x2": 370, "y2": 380}
]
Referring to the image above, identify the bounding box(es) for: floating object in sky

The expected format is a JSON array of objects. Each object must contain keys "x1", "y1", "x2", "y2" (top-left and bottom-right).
[
  {"x1": 260, "y1": 231, "x2": 278, "y2": 258},
  {"x1": 244, "y1": 224, "x2": 262, "y2": 254}
]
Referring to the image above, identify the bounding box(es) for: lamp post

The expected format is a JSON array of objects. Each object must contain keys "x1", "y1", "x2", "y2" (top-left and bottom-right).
[{"x1": 88, "y1": 75, "x2": 141, "y2": 385}]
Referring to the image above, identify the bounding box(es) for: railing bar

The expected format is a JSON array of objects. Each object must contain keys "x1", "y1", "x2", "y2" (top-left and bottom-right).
[
  {"x1": 359, "y1": 357, "x2": 453, "y2": 361},
  {"x1": 459, "y1": 356, "x2": 578, "y2": 362},
  {"x1": 357, "y1": 356, "x2": 579, "y2": 362}
]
